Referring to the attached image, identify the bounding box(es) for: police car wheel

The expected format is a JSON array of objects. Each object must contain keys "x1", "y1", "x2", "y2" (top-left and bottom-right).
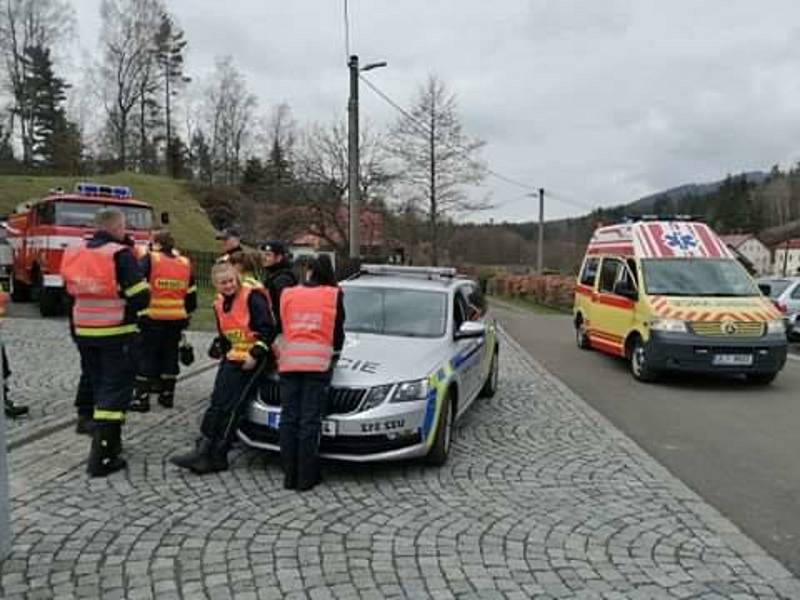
[
  {"x1": 427, "y1": 392, "x2": 453, "y2": 466},
  {"x1": 480, "y1": 349, "x2": 499, "y2": 398},
  {"x1": 630, "y1": 337, "x2": 657, "y2": 383}
]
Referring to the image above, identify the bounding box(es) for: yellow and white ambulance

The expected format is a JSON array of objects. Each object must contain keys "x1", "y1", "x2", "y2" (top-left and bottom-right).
[{"x1": 573, "y1": 217, "x2": 788, "y2": 383}]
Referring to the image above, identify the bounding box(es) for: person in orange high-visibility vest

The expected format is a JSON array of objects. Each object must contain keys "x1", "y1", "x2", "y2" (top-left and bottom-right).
[
  {"x1": 61, "y1": 208, "x2": 150, "y2": 478},
  {"x1": 278, "y1": 255, "x2": 345, "y2": 492},
  {"x1": 130, "y1": 231, "x2": 196, "y2": 412},
  {"x1": 171, "y1": 261, "x2": 277, "y2": 475}
]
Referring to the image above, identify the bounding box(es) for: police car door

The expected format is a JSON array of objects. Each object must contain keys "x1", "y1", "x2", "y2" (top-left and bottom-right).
[{"x1": 453, "y1": 284, "x2": 485, "y2": 406}]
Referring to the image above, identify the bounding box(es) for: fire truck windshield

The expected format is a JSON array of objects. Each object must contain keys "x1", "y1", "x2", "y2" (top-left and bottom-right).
[{"x1": 52, "y1": 201, "x2": 153, "y2": 230}]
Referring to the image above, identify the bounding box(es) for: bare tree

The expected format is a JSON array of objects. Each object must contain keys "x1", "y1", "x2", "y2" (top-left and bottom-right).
[
  {"x1": 203, "y1": 56, "x2": 256, "y2": 185},
  {"x1": 99, "y1": 0, "x2": 162, "y2": 170},
  {"x1": 388, "y1": 74, "x2": 487, "y2": 265},
  {"x1": 0, "y1": 0, "x2": 75, "y2": 165},
  {"x1": 294, "y1": 119, "x2": 394, "y2": 252}
]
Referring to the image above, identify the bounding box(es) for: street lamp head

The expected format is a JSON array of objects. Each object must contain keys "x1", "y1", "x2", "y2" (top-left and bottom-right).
[{"x1": 361, "y1": 61, "x2": 388, "y2": 72}]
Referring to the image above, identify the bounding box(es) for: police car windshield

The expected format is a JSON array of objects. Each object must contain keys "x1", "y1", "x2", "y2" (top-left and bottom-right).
[
  {"x1": 343, "y1": 287, "x2": 447, "y2": 338},
  {"x1": 642, "y1": 259, "x2": 759, "y2": 297},
  {"x1": 54, "y1": 201, "x2": 153, "y2": 230}
]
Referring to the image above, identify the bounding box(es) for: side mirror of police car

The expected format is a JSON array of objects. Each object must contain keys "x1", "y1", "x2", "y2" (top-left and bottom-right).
[
  {"x1": 455, "y1": 321, "x2": 486, "y2": 340},
  {"x1": 613, "y1": 280, "x2": 638, "y2": 301}
]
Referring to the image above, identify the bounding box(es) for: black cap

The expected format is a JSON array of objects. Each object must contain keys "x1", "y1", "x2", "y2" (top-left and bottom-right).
[
  {"x1": 260, "y1": 240, "x2": 287, "y2": 255},
  {"x1": 215, "y1": 227, "x2": 241, "y2": 240}
]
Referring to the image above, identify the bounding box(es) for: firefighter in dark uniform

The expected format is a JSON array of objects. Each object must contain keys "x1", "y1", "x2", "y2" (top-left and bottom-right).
[
  {"x1": 171, "y1": 261, "x2": 277, "y2": 474},
  {"x1": 61, "y1": 208, "x2": 150, "y2": 477},
  {"x1": 215, "y1": 228, "x2": 243, "y2": 264},
  {"x1": 130, "y1": 231, "x2": 196, "y2": 412},
  {"x1": 259, "y1": 241, "x2": 297, "y2": 323},
  {"x1": 278, "y1": 255, "x2": 345, "y2": 491},
  {"x1": 1, "y1": 289, "x2": 29, "y2": 419}
]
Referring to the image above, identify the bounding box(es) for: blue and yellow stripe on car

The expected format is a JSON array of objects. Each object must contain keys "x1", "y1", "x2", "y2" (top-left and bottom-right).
[{"x1": 421, "y1": 363, "x2": 455, "y2": 448}]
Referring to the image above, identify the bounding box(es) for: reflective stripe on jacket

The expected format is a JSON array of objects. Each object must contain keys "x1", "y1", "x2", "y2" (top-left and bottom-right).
[
  {"x1": 277, "y1": 286, "x2": 338, "y2": 373},
  {"x1": 146, "y1": 251, "x2": 191, "y2": 320},
  {"x1": 214, "y1": 285, "x2": 269, "y2": 362},
  {"x1": 61, "y1": 242, "x2": 136, "y2": 338}
]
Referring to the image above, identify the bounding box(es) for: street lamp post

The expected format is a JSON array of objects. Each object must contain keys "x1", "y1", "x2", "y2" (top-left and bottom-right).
[{"x1": 347, "y1": 55, "x2": 386, "y2": 260}]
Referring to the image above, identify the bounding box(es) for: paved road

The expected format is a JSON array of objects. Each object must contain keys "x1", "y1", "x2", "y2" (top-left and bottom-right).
[
  {"x1": 493, "y1": 302, "x2": 800, "y2": 579},
  {"x1": 4, "y1": 320, "x2": 800, "y2": 598}
]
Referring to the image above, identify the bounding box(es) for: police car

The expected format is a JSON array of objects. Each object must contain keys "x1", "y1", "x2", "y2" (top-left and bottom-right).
[{"x1": 237, "y1": 265, "x2": 500, "y2": 464}]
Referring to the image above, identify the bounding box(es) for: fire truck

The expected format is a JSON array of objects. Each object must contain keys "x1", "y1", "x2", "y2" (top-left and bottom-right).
[{"x1": 6, "y1": 183, "x2": 164, "y2": 316}]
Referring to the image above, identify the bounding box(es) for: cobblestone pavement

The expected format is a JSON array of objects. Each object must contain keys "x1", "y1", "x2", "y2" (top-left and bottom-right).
[
  {"x1": 1, "y1": 317, "x2": 215, "y2": 448},
  {"x1": 2, "y1": 326, "x2": 800, "y2": 599}
]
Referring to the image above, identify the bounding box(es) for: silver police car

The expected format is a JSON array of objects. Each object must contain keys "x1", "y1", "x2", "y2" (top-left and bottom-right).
[{"x1": 237, "y1": 265, "x2": 500, "y2": 464}]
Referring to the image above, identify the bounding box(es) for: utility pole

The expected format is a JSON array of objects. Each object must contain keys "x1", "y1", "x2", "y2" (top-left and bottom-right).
[
  {"x1": 537, "y1": 188, "x2": 544, "y2": 274},
  {"x1": 0, "y1": 338, "x2": 10, "y2": 560},
  {"x1": 347, "y1": 55, "x2": 360, "y2": 260},
  {"x1": 782, "y1": 239, "x2": 790, "y2": 276}
]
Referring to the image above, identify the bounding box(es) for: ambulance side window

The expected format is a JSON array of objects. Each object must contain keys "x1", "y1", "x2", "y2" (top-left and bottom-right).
[
  {"x1": 579, "y1": 257, "x2": 600, "y2": 287},
  {"x1": 626, "y1": 259, "x2": 638, "y2": 286},
  {"x1": 599, "y1": 258, "x2": 622, "y2": 293}
]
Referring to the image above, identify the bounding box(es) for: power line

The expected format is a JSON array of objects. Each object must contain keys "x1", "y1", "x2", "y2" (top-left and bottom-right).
[{"x1": 360, "y1": 74, "x2": 594, "y2": 212}]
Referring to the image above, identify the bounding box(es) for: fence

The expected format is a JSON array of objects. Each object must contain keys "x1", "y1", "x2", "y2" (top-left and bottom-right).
[{"x1": 183, "y1": 250, "x2": 218, "y2": 289}]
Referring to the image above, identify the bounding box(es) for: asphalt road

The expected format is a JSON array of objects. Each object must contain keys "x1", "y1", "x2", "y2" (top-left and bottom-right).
[{"x1": 493, "y1": 302, "x2": 800, "y2": 577}]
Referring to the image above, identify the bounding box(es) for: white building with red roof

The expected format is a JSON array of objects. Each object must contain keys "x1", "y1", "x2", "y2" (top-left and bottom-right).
[
  {"x1": 719, "y1": 234, "x2": 771, "y2": 275},
  {"x1": 772, "y1": 238, "x2": 800, "y2": 276}
]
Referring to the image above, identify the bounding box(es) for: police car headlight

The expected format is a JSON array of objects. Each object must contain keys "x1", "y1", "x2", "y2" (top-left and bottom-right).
[
  {"x1": 648, "y1": 318, "x2": 688, "y2": 333},
  {"x1": 361, "y1": 384, "x2": 393, "y2": 410},
  {"x1": 392, "y1": 379, "x2": 429, "y2": 402},
  {"x1": 766, "y1": 319, "x2": 785, "y2": 335}
]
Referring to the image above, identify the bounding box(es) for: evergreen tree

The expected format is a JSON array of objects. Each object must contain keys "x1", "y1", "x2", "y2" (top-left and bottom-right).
[
  {"x1": 241, "y1": 157, "x2": 266, "y2": 194},
  {"x1": 264, "y1": 139, "x2": 292, "y2": 185}
]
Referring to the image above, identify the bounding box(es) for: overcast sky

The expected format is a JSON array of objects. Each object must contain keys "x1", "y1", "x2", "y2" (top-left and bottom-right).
[{"x1": 72, "y1": 1, "x2": 800, "y2": 223}]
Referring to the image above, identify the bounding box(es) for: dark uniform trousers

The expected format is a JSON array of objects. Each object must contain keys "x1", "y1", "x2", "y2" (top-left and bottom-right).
[
  {"x1": 200, "y1": 360, "x2": 260, "y2": 448},
  {"x1": 74, "y1": 368, "x2": 93, "y2": 418},
  {"x1": 77, "y1": 341, "x2": 135, "y2": 416},
  {"x1": 137, "y1": 320, "x2": 183, "y2": 398},
  {"x1": 279, "y1": 370, "x2": 332, "y2": 488}
]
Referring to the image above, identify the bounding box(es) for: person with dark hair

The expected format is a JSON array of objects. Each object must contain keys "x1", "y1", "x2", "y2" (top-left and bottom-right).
[
  {"x1": 260, "y1": 241, "x2": 297, "y2": 323},
  {"x1": 130, "y1": 230, "x2": 196, "y2": 412},
  {"x1": 277, "y1": 255, "x2": 345, "y2": 491},
  {"x1": 215, "y1": 228, "x2": 243, "y2": 263}
]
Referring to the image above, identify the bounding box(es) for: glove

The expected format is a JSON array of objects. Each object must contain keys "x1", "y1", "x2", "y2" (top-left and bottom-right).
[{"x1": 208, "y1": 337, "x2": 230, "y2": 360}]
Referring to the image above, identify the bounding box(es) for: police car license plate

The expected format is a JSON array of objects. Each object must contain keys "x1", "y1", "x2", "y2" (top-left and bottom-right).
[
  {"x1": 712, "y1": 354, "x2": 753, "y2": 366},
  {"x1": 266, "y1": 411, "x2": 337, "y2": 437}
]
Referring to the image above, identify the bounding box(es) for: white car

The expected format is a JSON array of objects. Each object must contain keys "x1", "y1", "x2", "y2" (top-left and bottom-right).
[{"x1": 238, "y1": 265, "x2": 500, "y2": 465}]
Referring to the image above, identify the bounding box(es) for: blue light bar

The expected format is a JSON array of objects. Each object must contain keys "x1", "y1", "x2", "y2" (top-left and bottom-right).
[{"x1": 75, "y1": 182, "x2": 132, "y2": 198}]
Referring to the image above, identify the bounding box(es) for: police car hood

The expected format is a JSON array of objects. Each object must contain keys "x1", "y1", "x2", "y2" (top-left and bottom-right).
[{"x1": 332, "y1": 332, "x2": 445, "y2": 388}]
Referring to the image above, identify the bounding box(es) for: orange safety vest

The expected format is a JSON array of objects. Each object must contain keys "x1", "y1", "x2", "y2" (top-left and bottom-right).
[
  {"x1": 215, "y1": 285, "x2": 269, "y2": 363},
  {"x1": 277, "y1": 286, "x2": 338, "y2": 373},
  {"x1": 146, "y1": 251, "x2": 191, "y2": 320},
  {"x1": 61, "y1": 242, "x2": 135, "y2": 338}
]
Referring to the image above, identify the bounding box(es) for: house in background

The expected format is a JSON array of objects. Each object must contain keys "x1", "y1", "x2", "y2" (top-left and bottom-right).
[
  {"x1": 772, "y1": 238, "x2": 800, "y2": 276},
  {"x1": 719, "y1": 234, "x2": 771, "y2": 275}
]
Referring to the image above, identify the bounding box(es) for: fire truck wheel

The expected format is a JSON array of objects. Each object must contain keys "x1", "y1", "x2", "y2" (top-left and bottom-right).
[
  {"x1": 9, "y1": 277, "x2": 30, "y2": 302},
  {"x1": 39, "y1": 288, "x2": 61, "y2": 317}
]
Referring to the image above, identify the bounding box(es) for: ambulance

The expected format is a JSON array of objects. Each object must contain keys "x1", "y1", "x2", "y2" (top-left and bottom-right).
[{"x1": 573, "y1": 217, "x2": 788, "y2": 384}]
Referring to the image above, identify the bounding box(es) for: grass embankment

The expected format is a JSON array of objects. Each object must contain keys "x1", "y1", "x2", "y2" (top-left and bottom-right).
[
  {"x1": 0, "y1": 172, "x2": 217, "y2": 251},
  {"x1": 491, "y1": 294, "x2": 570, "y2": 315},
  {"x1": 190, "y1": 286, "x2": 218, "y2": 332}
]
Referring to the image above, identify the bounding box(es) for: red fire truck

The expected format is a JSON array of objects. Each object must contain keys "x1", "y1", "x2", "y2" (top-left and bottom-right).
[{"x1": 6, "y1": 183, "x2": 163, "y2": 316}]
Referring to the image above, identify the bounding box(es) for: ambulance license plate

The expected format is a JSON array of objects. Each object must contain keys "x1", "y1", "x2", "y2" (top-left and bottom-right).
[
  {"x1": 266, "y1": 411, "x2": 337, "y2": 437},
  {"x1": 712, "y1": 354, "x2": 753, "y2": 366}
]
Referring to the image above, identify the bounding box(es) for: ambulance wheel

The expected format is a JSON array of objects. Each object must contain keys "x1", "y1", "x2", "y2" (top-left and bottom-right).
[
  {"x1": 39, "y1": 288, "x2": 61, "y2": 317},
  {"x1": 630, "y1": 336, "x2": 657, "y2": 383},
  {"x1": 575, "y1": 317, "x2": 591, "y2": 350},
  {"x1": 479, "y1": 348, "x2": 499, "y2": 398},
  {"x1": 9, "y1": 276, "x2": 30, "y2": 302},
  {"x1": 427, "y1": 390, "x2": 453, "y2": 466},
  {"x1": 746, "y1": 372, "x2": 778, "y2": 385}
]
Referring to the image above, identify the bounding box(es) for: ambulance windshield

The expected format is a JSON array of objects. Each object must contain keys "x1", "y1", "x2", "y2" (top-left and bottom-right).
[
  {"x1": 343, "y1": 287, "x2": 447, "y2": 338},
  {"x1": 641, "y1": 258, "x2": 759, "y2": 297},
  {"x1": 54, "y1": 201, "x2": 153, "y2": 230}
]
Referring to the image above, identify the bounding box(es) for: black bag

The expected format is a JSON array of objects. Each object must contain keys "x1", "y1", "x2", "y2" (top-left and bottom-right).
[{"x1": 179, "y1": 334, "x2": 195, "y2": 367}]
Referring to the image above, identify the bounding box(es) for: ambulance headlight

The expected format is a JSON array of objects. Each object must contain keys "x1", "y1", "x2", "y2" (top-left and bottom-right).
[
  {"x1": 391, "y1": 379, "x2": 429, "y2": 402},
  {"x1": 361, "y1": 384, "x2": 393, "y2": 410},
  {"x1": 766, "y1": 320, "x2": 785, "y2": 335},
  {"x1": 648, "y1": 318, "x2": 688, "y2": 333}
]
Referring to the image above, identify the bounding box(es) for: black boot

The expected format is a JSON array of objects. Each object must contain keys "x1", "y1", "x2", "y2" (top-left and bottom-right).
[
  {"x1": 171, "y1": 437, "x2": 228, "y2": 474},
  {"x1": 157, "y1": 391, "x2": 174, "y2": 409},
  {"x1": 76, "y1": 414, "x2": 94, "y2": 435},
  {"x1": 129, "y1": 385, "x2": 150, "y2": 413},
  {"x1": 87, "y1": 422, "x2": 127, "y2": 477},
  {"x1": 4, "y1": 398, "x2": 29, "y2": 419}
]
